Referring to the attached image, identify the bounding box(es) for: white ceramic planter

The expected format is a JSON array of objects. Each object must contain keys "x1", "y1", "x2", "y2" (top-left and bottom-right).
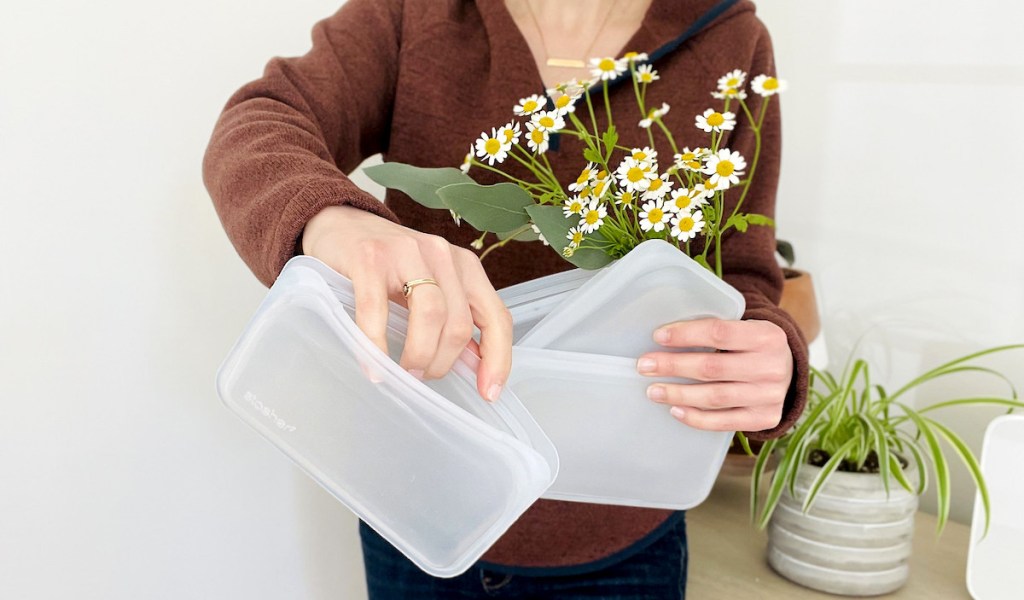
[{"x1": 766, "y1": 462, "x2": 918, "y2": 596}]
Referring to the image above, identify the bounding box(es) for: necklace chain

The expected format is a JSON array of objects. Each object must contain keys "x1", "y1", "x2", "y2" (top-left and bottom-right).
[{"x1": 522, "y1": 0, "x2": 622, "y2": 69}]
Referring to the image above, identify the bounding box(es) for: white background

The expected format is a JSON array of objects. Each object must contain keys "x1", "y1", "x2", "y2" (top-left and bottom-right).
[{"x1": 1, "y1": 1, "x2": 1022, "y2": 598}]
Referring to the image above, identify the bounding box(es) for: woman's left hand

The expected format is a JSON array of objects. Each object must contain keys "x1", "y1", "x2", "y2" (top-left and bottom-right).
[{"x1": 637, "y1": 318, "x2": 792, "y2": 432}]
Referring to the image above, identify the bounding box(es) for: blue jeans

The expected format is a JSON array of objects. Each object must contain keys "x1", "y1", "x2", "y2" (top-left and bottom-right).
[{"x1": 358, "y1": 515, "x2": 688, "y2": 599}]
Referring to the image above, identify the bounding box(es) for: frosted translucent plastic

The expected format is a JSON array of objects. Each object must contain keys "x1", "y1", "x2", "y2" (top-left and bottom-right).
[
  {"x1": 216, "y1": 257, "x2": 558, "y2": 578},
  {"x1": 967, "y1": 415, "x2": 1024, "y2": 599},
  {"x1": 507, "y1": 346, "x2": 732, "y2": 509},
  {"x1": 517, "y1": 239, "x2": 746, "y2": 357}
]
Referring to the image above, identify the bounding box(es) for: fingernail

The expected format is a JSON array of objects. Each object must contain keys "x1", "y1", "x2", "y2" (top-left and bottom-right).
[
  {"x1": 486, "y1": 382, "x2": 503, "y2": 402},
  {"x1": 647, "y1": 385, "x2": 666, "y2": 402},
  {"x1": 408, "y1": 369, "x2": 425, "y2": 380},
  {"x1": 637, "y1": 357, "x2": 657, "y2": 373},
  {"x1": 670, "y1": 407, "x2": 686, "y2": 420},
  {"x1": 654, "y1": 328, "x2": 671, "y2": 344}
]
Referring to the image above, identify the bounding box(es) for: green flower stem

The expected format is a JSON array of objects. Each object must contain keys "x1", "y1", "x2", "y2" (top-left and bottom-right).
[
  {"x1": 584, "y1": 87, "x2": 602, "y2": 156},
  {"x1": 654, "y1": 118, "x2": 680, "y2": 156},
  {"x1": 471, "y1": 159, "x2": 543, "y2": 190},
  {"x1": 603, "y1": 80, "x2": 614, "y2": 132},
  {"x1": 508, "y1": 148, "x2": 558, "y2": 191},
  {"x1": 479, "y1": 222, "x2": 534, "y2": 261},
  {"x1": 513, "y1": 144, "x2": 560, "y2": 191}
]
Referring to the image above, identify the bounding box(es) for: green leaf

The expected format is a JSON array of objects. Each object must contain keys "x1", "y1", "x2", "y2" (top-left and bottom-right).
[
  {"x1": 602, "y1": 126, "x2": 619, "y2": 162},
  {"x1": 363, "y1": 163, "x2": 474, "y2": 210},
  {"x1": 803, "y1": 437, "x2": 858, "y2": 513},
  {"x1": 583, "y1": 147, "x2": 604, "y2": 165},
  {"x1": 927, "y1": 418, "x2": 992, "y2": 537},
  {"x1": 693, "y1": 254, "x2": 712, "y2": 271},
  {"x1": 776, "y1": 239, "x2": 795, "y2": 266},
  {"x1": 435, "y1": 182, "x2": 533, "y2": 233},
  {"x1": 726, "y1": 214, "x2": 749, "y2": 232},
  {"x1": 524, "y1": 205, "x2": 614, "y2": 270},
  {"x1": 746, "y1": 213, "x2": 776, "y2": 227},
  {"x1": 898, "y1": 403, "x2": 951, "y2": 533}
]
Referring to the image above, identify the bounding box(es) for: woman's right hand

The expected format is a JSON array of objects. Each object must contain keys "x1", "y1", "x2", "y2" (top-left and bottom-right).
[{"x1": 301, "y1": 204, "x2": 513, "y2": 402}]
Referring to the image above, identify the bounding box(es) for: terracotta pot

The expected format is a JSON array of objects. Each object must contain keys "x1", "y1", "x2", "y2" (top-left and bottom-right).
[{"x1": 780, "y1": 268, "x2": 821, "y2": 343}]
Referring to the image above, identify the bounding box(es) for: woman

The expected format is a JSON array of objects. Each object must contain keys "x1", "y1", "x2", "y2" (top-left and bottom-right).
[{"x1": 203, "y1": 0, "x2": 808, "y2": 597}]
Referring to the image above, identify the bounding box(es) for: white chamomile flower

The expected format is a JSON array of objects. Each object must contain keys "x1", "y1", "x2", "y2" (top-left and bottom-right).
[
  {"x1": 717, "y1": 69, "x2": 747, "y2": 92},
  {"x1": 702, "y1": 148, "x2": 747, "y2": 190},
  {"x1": 667, "y1": 187, "x2": 707, "y2": 213},
  {"x1": 590, "y1": 56, "x2": 627, "y2": 80},
  {"x1": 513, "y1": 94, "x2": 546, "y2": 116},
  {"x1": 550, "y1": 85, "x2": 585, "y2": 115},
  {"x1": 751, "y1": 74, "x2": 787, "y2": 97},
  {"x1": 497, "y1": 121, "x2": 521, "y2": 146},
  {"x1": 470, "y1": 237, "x2": 484, "y2": 250},
  {"x1": 525, "y1": 123, "x2": 549, "y2": 154},
  {"x1": 622, "y1": 51, "x2": 649, "y2": 63},
  {"x1": 566, "y1": 225, "x2": 585, "y2": 248},
  {"x1": 563, "y1": 195, "x2": 586, "y2": 218},
  {"x1": 615, "y1": 189, "x2": 638, "y2": 207},
  {"x1": 568, "y1": 162, "x2": 597, "y2": 193},
  {"x1": 695, "y1": 108, "x2": 736, "y2": 133},
  {"x1": 474, "y1": 127, "x2": 508, "y2": 165},
  {"x1": 591, "y1": 171, "x2": 611, "y2": 198},
  {"x1": 530, "y1": 110, "x2": 565, "y2": 133},
  {"x1": 450, "y1": 209, "x2": 462, "y2": 226},
  {"x1": 460, "y1": 145, "x2": 473, "y2": 173},
  {"x1": 671, "y1": 209, "x2": 705, "y2": 241},
  {"x1": 578, "y1": 199, "x2": 607, "y2": 233},
  {"x1": 638, "y1": 103, "x2": 670, "y2": 128},
  {"x1": 635, "y1": 64, "x2": 659, "y2": 84},
  {"x1": 631, "y1": 146, "x2": 658, "y2": 164},
  {"x1": 673, "y1": 148, "x2": 704, "y2": 172},
  {"x1": 639, "y1": 199, "x2": 671, "y2": 232},
  {"x1": 530, "y1": 223, "x2": 549, "y2": 246},
  {"x1": 615, "y1": 156, "x2": 657, "y2": 193},
  {"x1": 642, "y1": 173, "x2": 673, "y2": 201},
  {"x1": 712, "y1": 87, "x2": 748, "y2": 100}
]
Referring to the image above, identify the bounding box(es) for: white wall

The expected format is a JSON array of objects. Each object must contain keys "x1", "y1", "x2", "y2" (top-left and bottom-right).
[{"x1": 1, "y1": 1, "x2": 1022, "y2": 598}]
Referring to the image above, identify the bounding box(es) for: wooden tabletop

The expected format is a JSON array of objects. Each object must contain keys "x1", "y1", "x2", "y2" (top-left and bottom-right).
[{"x1": 685, "y1": 473, "x2": 972, "y2": 599}]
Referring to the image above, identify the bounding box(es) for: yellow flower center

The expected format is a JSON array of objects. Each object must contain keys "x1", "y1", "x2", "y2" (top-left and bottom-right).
[
  {"x1": 707, "y1": 112, "x2": 725, "y2": 127},
  {"x1": 569, "y1": 201, "x2": 582, "y2": 213},
  {"x1": 726, "y1": 77, "x2": 740, "y2": 88},
  {"x1": 530, "y1": 129, "x2": 545, "y2": 144},
  {"x1": 580, "y1": 187, "x2": 592, "y2": 198},
  {"x1": 555, "y1": 95, "x2": 571, "y2": 109},
  {"x1": 539, "y1": 116, "x2": 555, "y2": 128},
  {"x1": 675, "y1": 196, "x2": 691, "y2": 210},
  {"x1": 641, "y1": 73, "x2": 652, "y2": 82},
  {"x1": 599, "y1": 58, "x2": 616, "y2": 72},
  {"x1": 624, "y1": 51, "x2": 639, "y2": 59},
  {"x1": 576, "y1": 170, "x2": 591, "y2": 186},
  {"x1": 678, "y1": 217, "x2": 695, "y2": 231},
  {"x1": 716, "y1": 160, "x2": 735, "y2": 177},
  {"x1": 596, "y1": 170, "x2": 607, "y2": 179},
  {"x1": 649, "y1": 178, "x2": 663, "y2": 191},
  {"x1": 523, "y1": 100, "x2": 538, "y2": 112},
  {"x1": 503, "y1": 129, "x2": 516, "y2": 142},
  {"x1": 633, "y1": 151, "x2": 648, "y2": 161},
  {"x1": 620, "y1": 191, "x2": 634, "y2": 204},
  {"x1": 763, "y1": 77, "x2": 779, "y2": 90},
  {"x1": 571, "y1": 231, "x2": 584, "y2": 244},
  {"x1": 484, "y1": 138, "x2": 501, "y2": 155},
  {"x1": 647, "y1": 207, "x2": 664, "y2": 223},
  {"x1": 704, "y1": 178, "x2": 717, "y2": 190},
  {"x1": 585, "y1": 210, "x2": 600, "y2": 225},
  {"x1": 594, "y1": 180, "x2": 608, "y2": 196},
  {"x1": 627, "y1": 167, "x2": 645, "y2": 183},
  {"x1": 724, "y1": 88, "x2": 738, "y2": 97}
]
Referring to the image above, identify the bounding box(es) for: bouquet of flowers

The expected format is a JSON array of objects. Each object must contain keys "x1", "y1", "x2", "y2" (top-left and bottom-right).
[{"x1": 366, "y1": 52, "x2": 786, "y2": 279}]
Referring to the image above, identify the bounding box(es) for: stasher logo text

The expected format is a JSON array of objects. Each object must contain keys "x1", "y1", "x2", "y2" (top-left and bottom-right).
[{"x1": 244, "y1": 392, "x2": 297, "y2": 433}]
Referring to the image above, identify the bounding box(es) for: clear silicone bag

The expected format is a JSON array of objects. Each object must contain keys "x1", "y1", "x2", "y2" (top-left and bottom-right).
[
  {"x1": 507, "y1": 346, "x2": 733, "y2": 509},
  {"x1": 216, "y1": 257, "x2": 558, "y2": 578}
]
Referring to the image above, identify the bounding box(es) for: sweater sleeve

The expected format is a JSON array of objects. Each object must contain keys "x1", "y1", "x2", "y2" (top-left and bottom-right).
[
  {"x1": 202, "y1": 0, "x2": 405, "y2": 287},
  {"x1": 716, "y1": 21, "x2": 809, "y2": 441}
]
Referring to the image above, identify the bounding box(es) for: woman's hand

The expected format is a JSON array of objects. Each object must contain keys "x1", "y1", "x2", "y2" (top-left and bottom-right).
[
  {"x1": 302, "y1": 204, "x2": 513, "y2": 402},
  {"x1": 637, "y1": 318, "x2": 792, "y2": 432}
]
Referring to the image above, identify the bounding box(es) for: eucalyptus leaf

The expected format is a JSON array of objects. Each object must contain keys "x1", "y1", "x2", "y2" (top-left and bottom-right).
[
  {"x1": 363, "y1": 163, "x2": 474, "y2": 210},
  {"x1": 525, "y1": 205, "x2": 613, "y2": 270},
  {"x1": 436, "y1": 182, "x2": 533, "y2": 233}
]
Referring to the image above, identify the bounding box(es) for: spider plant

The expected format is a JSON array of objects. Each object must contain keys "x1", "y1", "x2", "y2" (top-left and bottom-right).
[{"x1": 750, "y1": 343, "x2": 1024, "y2": 535}]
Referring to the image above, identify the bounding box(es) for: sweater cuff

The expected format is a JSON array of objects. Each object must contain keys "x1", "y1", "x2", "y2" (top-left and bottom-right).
[
  {"x1": 740, "y1": 304, "x2": 809, "y2": 441},
  {"x1": 264, "y1": 178, "x2": 402, "y2": 287}
]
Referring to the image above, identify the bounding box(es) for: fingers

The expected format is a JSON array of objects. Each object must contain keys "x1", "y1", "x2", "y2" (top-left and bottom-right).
[
  {"x1": 665, "y1": 403, "x2": 784, "y2": 433},
  {"x1": 347, "y1": 267, "x2": 392, "y2": 357},
  {"x1": 397, "y1": 245, "x2": 448, "y2": 376},
  {"x1": 636, "y1": 350, "x2": 791, "y2": 385},
  {"x1": 418, "y1": 240, "x2": 476, "y2": 380},
  {"x1": 654, "y1": 318, "x2": 786, "y2": 352},
  {"x1": 456, "y1": 248, "x2": 513, "y2": 402}
]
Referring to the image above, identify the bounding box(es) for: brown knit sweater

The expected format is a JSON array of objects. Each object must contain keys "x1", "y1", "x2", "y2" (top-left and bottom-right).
[{"x1": 203, "y1": 0, "x2": 808, "y2": 571}]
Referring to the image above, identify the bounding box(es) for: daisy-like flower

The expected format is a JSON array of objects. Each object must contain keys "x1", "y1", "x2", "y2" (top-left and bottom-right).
[
  {"x1": 460, "y1": 145, "x2": 473, "y2": 173},
  {"x1": 615, "y1": 189, "x2": 638, "y2": 207},
  {"x1": 513, "y1": 94, "x2": 546, "y2": 116},
  {"x1": 622, "y1": 51, "x2": 649, "y2": 63},
  {"x1": 590, "y1": 56, "x2": 627, "y2": 81},
  {"x1": 578, "y1": 199, "x2": 607, "y2": 233},
  {"x1": 551, "y1": 92, "x2": 578, "y2": 115},
  {"x1": 530, "y1": 223, "x2": 549, "y2": 246},
  {"x1": 751, "y1": 74, "x2": 787, "y2": 97},
  {"x1": 702, "y1": 148, "x2": 747, "y2": 190},
  {"x1": 717, "y1": 69, "x2": 747, "y2": 92},
  {"x1": 635, "y1": 64, "x2": 659, "y2": 84},
  {"x1": 562, "y1": 195, "x2": 586, "y2": 218},
  {"x1": 712, "y1": 87, "x2": 748, "y2": 101},
  {"x1": 642, "y1": 173, "x2": 673, "y2": 201},
  {"x1": 638, "y1": 103, "x2": 670, "y2": 128},
  {"x1": 591, "y1": 171, "x2": 611, "y2": 199},
  {"x1": 525, "y1": 122, "x2": 550, "y2": 154},
  {"x1": 671, "y1": 209, "x2": 705, "y2": 241},
  {"x1": 566, "y1": 225, "x2": 585, "y2": 248},
  {"x1": 615, "y1": 156, "x2": 657, "y2": 193},
  {"x1": 631, "y1": 146, "x2": 658, "y2": 164},
  {"x1": 568, "y1": 162, "x2": 597, "y2": 193},
  {"x1": 695, "y1": 108, "x2": 737, "y2": 133},
  {"x1": 474, "y1": 127, "x2": 509, "y2": 165},
  {"x1": 531, "y1": 110, "x2": 566, "y2": 133},
  {"x1": 497, "y1": 121, "x2": 521, "y2": 146},
  {"x1": 673, "y1": 147, "x2": 704, "y2": 172},
  {"x1": 639, "y1": 199, "x2": 671, "y2": 233},
  {"x1": 667, "y1": 187, "x2": 708, "y2": 213}
]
